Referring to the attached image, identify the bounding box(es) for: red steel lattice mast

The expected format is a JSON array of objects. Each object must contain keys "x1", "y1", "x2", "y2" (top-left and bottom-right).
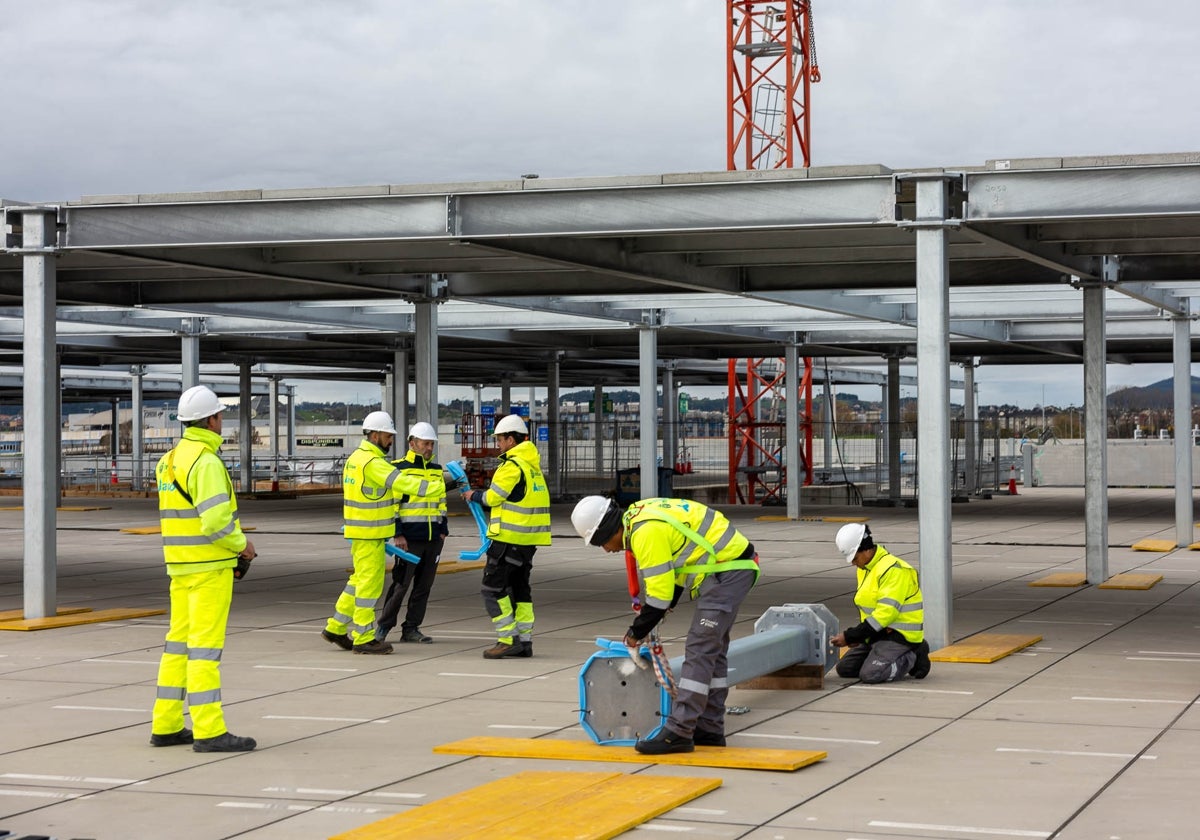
[{"x1": 726, "y1": 0, "x2": 820, "y2": 169}]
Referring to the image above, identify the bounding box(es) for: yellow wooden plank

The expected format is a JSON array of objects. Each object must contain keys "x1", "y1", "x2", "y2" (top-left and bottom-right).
[
  {"x1": 0, "y1": 606, "x2": 91, "y2": 623},
  {"x1": 432, "y1": 736, "x2": 825, "y2": 772},
  {"x1": 57, "y1": 506, "x2": 112, "y2": 511},
  {"x1": 121, "y1": 526, "x2": 162, "y2": 534},
  {"x1": 515, "y1": 774, "x2": 723, "y2": 840},
  {"x1": 822, "y1": 516, "x2": 870, "y2": 523},
  {"x1": 1098, "y1": 572, "x2": 1163, "y2": 590},
  {"x1": 330, "y1": 771, "x2": 720, "y2": 840},
  {"x1": 1131, "y1": 538, "x2": 1176, "y2": 552},
  {"x1": 1028, "y1": 572, "x2": 1087, "y2": 587},
  {"x1": 928, "y1": 633, "x2": 1042, "y2": 664},
  {"x1": 437, "y1": 560, "x2": 486, "y2": 575},
  {"x1": 1188, "y1": 542, "x2": 1200, "y2": 550},
  {"x1": 754, "y1": 514, "x2": 869, "y2": 523},
  {"x1": 330, "y1": 771, "x2": 622, "y2": 840},
  {"x1": 0, "y1": 607, "x2": 166, "y2": 631}
]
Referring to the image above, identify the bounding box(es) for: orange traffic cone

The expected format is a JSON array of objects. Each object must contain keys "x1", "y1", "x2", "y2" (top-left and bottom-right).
[
  {"x1": 110, "y1": 458, "x2": 119, "y2": 486},
  {"x1": 1007, "y1": 464, "x2": 1018, "y2": 495}
]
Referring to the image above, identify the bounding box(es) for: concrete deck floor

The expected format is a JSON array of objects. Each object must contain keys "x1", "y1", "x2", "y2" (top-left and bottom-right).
[{"x1": 1, "y1": 487, "x2": 1198, "y2": 840}]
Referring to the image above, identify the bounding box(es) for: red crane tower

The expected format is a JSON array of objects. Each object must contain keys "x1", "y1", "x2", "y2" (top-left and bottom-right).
[
  {"x1": 726, "y1": 1, "x2": 820, "y2": 170},
  {"x1": 726, "y1": 1, "x2": 820, "y2": 503}
]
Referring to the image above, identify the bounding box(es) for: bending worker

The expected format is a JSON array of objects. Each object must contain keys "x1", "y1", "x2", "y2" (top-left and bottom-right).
[
  {"x1": 572, "y1": 495, "x2": 759, "y2": 755},
  {"x1": 830, "y1": 523, "x2": 931, "y2": 682},
  {"x1": 459, "y1": 414, "x2": 550, "y2": 659},
  {"x1": 323, "y1": 411, "x2": 445, "y2": 655},
  {"x1": 377, "y1": 421, "x2": 450, "y2": 644},
  {"x1": 151, "y1": 385, "x2": 257, "y2": 753}
]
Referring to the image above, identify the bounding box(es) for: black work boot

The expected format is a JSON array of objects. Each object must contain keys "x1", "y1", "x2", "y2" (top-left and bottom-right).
[
  {"x1": 482, "y1": 641, "x2": 525, "y2": 659},
  {"x1": 635, "y1": 728, "x2": 694, "y2": 755},
  {"x1": 692, "y1": 729, "x2": 726, "y2": 747},
  {"x1": 150, "y1": 728, "x2": 193, "y2": 747},
  {"x1": 321, "y1": 629, "x2": 353, "y2": 651},
  {"x1": 193, "y1": 732, "x2": 256, "y2": 752},
  {"x1": 400, "y1": 628, "x2": 433, "y2": 643},
  {"x1": 353, "y1": 639, "x2": 394, "y2": 655},
  {"x1": 909, "y1": 640, "x2": 931, "y2": 679}
]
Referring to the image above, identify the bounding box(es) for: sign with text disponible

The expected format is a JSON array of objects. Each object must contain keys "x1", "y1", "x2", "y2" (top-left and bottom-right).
[{"x1": 295, "y1": 436, "x2": 344, "y2": 447}]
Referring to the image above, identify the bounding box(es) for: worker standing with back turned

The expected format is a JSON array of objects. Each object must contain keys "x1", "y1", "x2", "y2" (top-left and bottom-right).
[
  {"x1": 460, "y1": 414, "x2": 551, "y2": 659},
  {"x1": 151, "y1": 385, "x2": 256, "y2": 753},
  {"x1": 571, "y1": 495, "x2": 760, "y2": 755},
  {"x1": 323, "y1": 411, "x2": 445, "y2": 655},
  {"x1": 830, "y1": 523, "x2": 931, "y2": 682}
]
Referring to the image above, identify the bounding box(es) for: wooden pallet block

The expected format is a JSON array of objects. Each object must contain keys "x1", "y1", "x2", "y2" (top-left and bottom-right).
[
  {"x1": 1028, "y1": 572, "x2": 1087, "y2": 587},
  {"x1": 329, "y1": 770, "x2": 721, "y2": 840},
  {"x1": 436, "y1": 560, "x2": 486, "y2": 575},
  {"x1": 0, "y1": 607, "x2": 166, "y2": 631},
  {"x1": 433, "y1": 736, "x2": 825, "y2": 772},
  {"x1": 737, "y1": 663, "x2": 825, "y2": 690},
  {"x1": 1098, "y1": 572, "x2": 1163, "y2": 590},
  {"x1": 929, "y1": 633, "x2": 1042, "y2": 664}
]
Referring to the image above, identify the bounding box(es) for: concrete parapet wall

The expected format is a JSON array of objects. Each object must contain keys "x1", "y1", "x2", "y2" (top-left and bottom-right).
[{"x1": 1032, "y1": 440, "x2": 1200, "y2": 487}]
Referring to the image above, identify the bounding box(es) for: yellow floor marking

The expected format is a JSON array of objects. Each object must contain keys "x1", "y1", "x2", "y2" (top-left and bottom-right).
[
  {"x1": 433, "y1": 736, "x2": 825, "y2": 772},
  {"x1": 1189, "y1": 542, "x2": 1200, "y2": 550},
  {"x1": 1028, "y1": 572, "x2": 1087, "y2": 587},
  {"x1": 929, "y1": 633, "x2": 1042, "y2": 664},
  {"x1": 0, "y1": 607, "x2": 166, "y2": 631},
  {"x1": 0, "y1": 606, "x2": 91, "y2": 623},
  {"x1": 1131, "y1": 538, "x2": 1176, "y2": 552},
  {"x1": 1098, "y1": 573, "x2": 1163, "y2": 590},
  {"x1": 330, "y1": 770, "x2": 721, "y2": 840}
]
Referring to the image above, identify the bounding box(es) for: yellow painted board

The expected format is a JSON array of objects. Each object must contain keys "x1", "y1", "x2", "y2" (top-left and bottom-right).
[
  {"x1": 331, "y1": 771, "x2": 721, "y2": 840},
  {"x1": 0, "y1": 606, "x2": 91, "y2": 623},
  {"x1": 929, "y1": 633, "x2": 1042, "y2": 664},
  {"x1": 1028, "y1": 572, "x2": 1087, "y2": 587},
  {"x1": 0, "y1": 607, "x2": 166, "y2": 631},
  {"x1": 122, "y1": 525, "x2": 254, "y2": 535},
  {"x1": 433, "y1": 736, "x2": 825, "y2": 772},
  {"x1": 437, "y1": 560, "x2": 486, "y2": 575},
  {"x1": 57, "y1": 506, "x2": 112, "y2": 511},
  {"x1": 1188, "y1": 542, "x2": 1200, "y2": 550},
  {"x1": 754, "y1": 514, "x2": 869, "y2": 523},
  {"x1": 1131, "y1": 538, "x2": 1176, "y2": 552},
  {"x1": 1098, "y1": 573, "x2": 1163, "y2": 590}
]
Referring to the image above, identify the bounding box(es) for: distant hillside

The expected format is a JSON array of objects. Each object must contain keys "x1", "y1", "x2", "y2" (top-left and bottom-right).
[{"x1": 1108, "y1": 376, "x2": 1200, "y2": 410}]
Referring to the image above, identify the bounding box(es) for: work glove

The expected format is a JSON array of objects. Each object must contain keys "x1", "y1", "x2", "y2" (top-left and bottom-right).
[
  {"x1": 233, "y1": 556, "x2": 253, "y2": 580},
  {"x1": 623, "y1": 632, "x2": 648, "y2": 670}
]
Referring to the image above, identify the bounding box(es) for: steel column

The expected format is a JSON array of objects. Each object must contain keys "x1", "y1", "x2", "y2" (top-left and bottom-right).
[
  {"x1": 1173, "y1": 313, "x2": 1194, "y2": 546},
  {"x1": 593, "y1": 382, "x2": 605, "y2": 481},
  {"x1": 1082, "y1": 275, "x2": 1109, "y2": 583},
  {"x1": 392, "y1": 348, "x2": 409, "y2": 437},
  {"x1": 963, "y1": 360, "x2": 977, "y2": 495},
  {"x1": 785, "y1": 342, "x2": 801, "y2": 519},
  {"x1": 414, "y1": 299, "x2": 439, "y2": 425},
  {"x1": 18, "y1": 209, "x2": 58, "y2": 619},
  {"x1": 548, "y1": 356, "x2": 561, "y2": 498},
  {"x1": 914, "y1": 177, "x2": 953, "y2": 651},
  {"x1": 638, "y1": 319, "x2": 659, "y2": 500},
  {"x1": 239, "y1": 363, "x2": 252, "y2": 493},
  {"x1": 888, "y1": 355, "x2": 901, "y2": 502},
  {"x1": 131, "y1": 366, "x2": 145, "y2": 490}
]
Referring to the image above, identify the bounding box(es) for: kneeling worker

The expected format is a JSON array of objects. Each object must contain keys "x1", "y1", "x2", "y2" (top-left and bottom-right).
[
  {"x1": 572, "y1": 495, "x2": 760, "y2": 755},
  {"x1": 830, "y1": 523, "x2": 931, "y2": 683}
]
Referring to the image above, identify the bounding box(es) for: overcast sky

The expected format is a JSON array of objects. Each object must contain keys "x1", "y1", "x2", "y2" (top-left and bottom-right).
[{"x1": 5, "y1": 1, "x2": 1197, "y2": 408}]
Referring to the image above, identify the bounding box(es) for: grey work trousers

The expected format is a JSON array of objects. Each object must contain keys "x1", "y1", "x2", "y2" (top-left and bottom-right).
[
  {"x1": 665, "y1": 568, "x2": 756, "y2": 739},
  {"x1": 835, "y1": 638, "x2": 917, "y2": 683}
]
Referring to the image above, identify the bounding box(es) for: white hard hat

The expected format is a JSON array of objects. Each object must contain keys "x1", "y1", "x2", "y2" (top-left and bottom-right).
[
  {"x1": 177, "y1": 385, "x2": 225, "y2": 422},
  {"x1": 835, "y1": 522, "x2": 868, "y2": 563},
  {"x1": 408, "y1": 421, "x2": 438, "y2": 441},
  {"x1": 492, "y1": 414, "x2": 528, "y2": 436},
  {"x1": 572, "y1": 495, "x2": 622, "y2": 546},
  {"x1": 362, "y1": 410, "x2": 397, "y2": 434}
]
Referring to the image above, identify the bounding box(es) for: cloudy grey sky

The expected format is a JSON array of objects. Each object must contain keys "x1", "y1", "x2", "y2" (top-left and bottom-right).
[{"x1": 5, "y1": 1, "x2": 1197, "y2": 407}]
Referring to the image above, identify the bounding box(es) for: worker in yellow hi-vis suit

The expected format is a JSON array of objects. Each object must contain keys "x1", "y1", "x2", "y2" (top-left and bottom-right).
[{"x1": 151, "y1": 385, "x2": 256, "y2": 753}]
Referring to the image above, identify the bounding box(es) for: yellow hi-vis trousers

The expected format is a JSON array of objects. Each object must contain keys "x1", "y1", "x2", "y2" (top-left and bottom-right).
[
  {"x1": 152, "y1": 567, "x2": 233, "y2": 740},
  {"x1": 326, "y1": 538, "x2": 386, "y2": 644}
]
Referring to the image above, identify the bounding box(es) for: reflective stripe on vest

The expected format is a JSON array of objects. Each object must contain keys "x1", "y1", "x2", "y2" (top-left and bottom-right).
[{"x1": 156, "y1": 437, "x2": 241, "y2": 565}]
